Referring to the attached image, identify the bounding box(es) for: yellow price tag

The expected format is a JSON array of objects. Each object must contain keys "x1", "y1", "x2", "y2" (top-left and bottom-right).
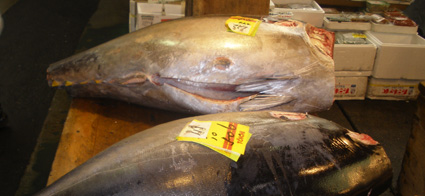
[
  {"x1": 177, "y1": 120, "x2": 252, "y2": 161},
  {"x1": 352, "y1": 33, "x2": 367, "y2": 39},
  {"x1": 225, "y1": 16, "x2": 261, "y2": 36}
]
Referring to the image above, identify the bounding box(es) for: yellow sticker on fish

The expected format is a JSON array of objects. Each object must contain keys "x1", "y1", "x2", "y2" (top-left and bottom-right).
[
  {"x1": 177, "y1": 120, "x2": 251, "y2": 161},
  {"x1": 225, "y1": 16, "x2": 261, "y2": 36}
]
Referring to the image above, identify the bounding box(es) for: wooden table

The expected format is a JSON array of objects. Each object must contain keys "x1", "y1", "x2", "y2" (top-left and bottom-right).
[{"x1": 46, "y1": 98, "x2": 192, "y2": 185}]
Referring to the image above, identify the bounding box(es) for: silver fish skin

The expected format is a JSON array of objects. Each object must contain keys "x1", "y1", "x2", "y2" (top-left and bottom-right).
[
  {"x1": 47, "y1": 16, "x2": 335, "y2": 114},
  {"x1": 35, "y1": 111, "x2": 392, "y2": 196}
]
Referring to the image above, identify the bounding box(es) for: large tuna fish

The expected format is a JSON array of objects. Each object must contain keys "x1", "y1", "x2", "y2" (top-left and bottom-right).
[
  {"x1": 36, "y1": 111, "x2": 392, "y2": 196},
  {"x1": 47, "y1": 16, "x2": 335, "y2": 114}
]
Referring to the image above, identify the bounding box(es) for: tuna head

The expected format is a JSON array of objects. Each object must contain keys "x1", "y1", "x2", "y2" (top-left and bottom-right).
[{"x1": 47, "y1": 16, "x2": 335, "y2": 114}]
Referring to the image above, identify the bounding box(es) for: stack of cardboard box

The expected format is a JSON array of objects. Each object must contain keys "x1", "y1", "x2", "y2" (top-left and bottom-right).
[
  {"x1": 323, "y1": 12, "x2": 376, "y2": 100},
  {"x1": 322, "y1": 8, "x2": 423, "y2": 100}
]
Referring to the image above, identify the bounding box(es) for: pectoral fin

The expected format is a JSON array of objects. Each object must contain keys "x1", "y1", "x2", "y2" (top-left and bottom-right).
[{"x1": 239, "y1": 94, "x2": 294, "y2": 111}]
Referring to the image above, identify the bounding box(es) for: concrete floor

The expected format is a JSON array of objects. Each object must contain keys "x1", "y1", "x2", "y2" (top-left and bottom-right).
[{"x1": 0, "y1": 0, "x2": 418, "y2": 196}]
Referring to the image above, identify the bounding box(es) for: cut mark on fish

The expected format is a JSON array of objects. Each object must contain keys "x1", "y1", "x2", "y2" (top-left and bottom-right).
[
  {"x1": 213, "y1": 57, "x2": 233, "y2": 70},
  {"x1": 269, "y1": 111, "x2": 308, "y2": 121},
  {"x1": 346, "y1": 130, "x2": 379, "y2": 146}
]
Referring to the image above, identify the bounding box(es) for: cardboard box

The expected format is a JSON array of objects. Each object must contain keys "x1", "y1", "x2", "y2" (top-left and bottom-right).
[
  {"x1": 334, "y1": 38, "x2": 377, "y2": 71},
  {"x1": 270, "y1": 1, "x2": 324, "y2": 27},
  {"x1": 324, "y1": 15, "x2": 371, "y2": 31},
  {"x1": 366, "y1": 31, "x2": 425, "y2": 80},
  {"x1": 366, "y1": 77, "x2": 420, "y2": 100},
  {"x1": 129, "y1": 1, "x2": 185, "y2": 32},
  {"x1": 334, "y1": 71, "x2": 369, "y2": 100}
]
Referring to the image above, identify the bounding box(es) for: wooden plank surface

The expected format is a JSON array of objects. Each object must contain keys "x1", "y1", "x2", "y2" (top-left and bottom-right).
[
  {"x1": 46, "y1": 98, "x2": 191, "y2": 185},
  {"x1": 192, "y1": 0, "x2": 269, "y2": 16}
]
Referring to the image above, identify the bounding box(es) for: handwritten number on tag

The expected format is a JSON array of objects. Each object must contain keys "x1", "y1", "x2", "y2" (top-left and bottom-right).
[
  {"x1": 211, "y1": 132, "x2": 218, "y2": 141},
  {"x1": 186, "y1": 125, "x2": 206, "y2": 136}
]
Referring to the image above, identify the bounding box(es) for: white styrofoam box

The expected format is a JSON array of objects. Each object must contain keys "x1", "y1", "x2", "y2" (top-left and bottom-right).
[
  {"x1": 334, "y1": 41, "x2": 377, "y2": 72},
  {"x1": 133, "y1": 2, "x2": 185, "y2": 31},
  {"x1": 270, "y1": 1, "x2": 324, "y2": 27},
  {"x1": 366, "y1": 31, "x2": 425, "y2": 80},
  {"x1": 324, "y1": 15, "x2": 371, "y2": 31},
  {"x1": 334, "y1": 73, "x2": 368, "y2": 100},
  {"x1": 136, "y1": 14, "x2": 183, "y2": 30},
  {"x1": 270, "y1": 0, "x2": 275, "y2": 10},
  {"x1": 366, "y1": 77, "x2": 420, "y2": 100},
  {"x1": 138, "y1": 2, "x2": 184, "y2": 16},
  {"x1": 371, "y1": 22, "x2": 418, "y2": 34}
]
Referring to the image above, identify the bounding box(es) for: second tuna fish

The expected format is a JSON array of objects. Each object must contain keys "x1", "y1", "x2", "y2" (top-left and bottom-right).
[{"x1": 36, "y1": 111, "x2": 392, "y2": 195}]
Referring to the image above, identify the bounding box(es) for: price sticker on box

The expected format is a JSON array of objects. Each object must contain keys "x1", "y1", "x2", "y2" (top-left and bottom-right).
[{"x1": 177, "y1": 120, "x2": 252, "y2": 161}]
